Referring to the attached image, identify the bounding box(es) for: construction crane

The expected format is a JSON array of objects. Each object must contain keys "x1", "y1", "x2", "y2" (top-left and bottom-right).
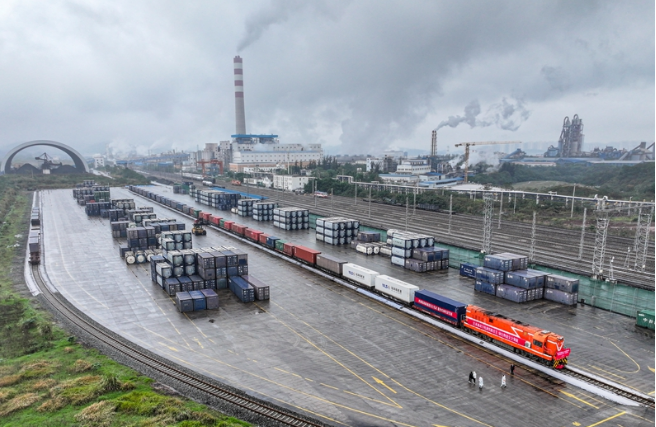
[
  {"x1": 35, "y1": 152, "x2": 62, "y2": 173},
  {"x1": 454, "y1": 141, "x2": 522, "y2": 183},
  {"x1": 196, "y1": 159, "x2": 224, "y2": 176}
]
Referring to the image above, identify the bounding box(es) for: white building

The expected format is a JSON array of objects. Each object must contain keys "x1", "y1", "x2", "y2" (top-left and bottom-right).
[
  {"x1": 273, "y1": 175, "x2": 310, "y2": 191},
  {"x1": 366, "y1": 157, "x2": 383, "y2": 172},
  {"x1": 230, "y1": 143, "x2": 323, "y2": 171},
  {"x1": 379, "y1": 173, "x2": 419, "y2": 184},
  {"x1": 396, "y1": 158, "x2": 430, "y2": 175},
  {"x1": 93, "y1": 155, "x2": 105, "y2": 168}
]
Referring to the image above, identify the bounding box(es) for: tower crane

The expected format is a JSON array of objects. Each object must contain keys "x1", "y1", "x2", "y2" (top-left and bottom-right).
[{"x1": 454, "y1": 141, "x2": 522, "y2": 183}]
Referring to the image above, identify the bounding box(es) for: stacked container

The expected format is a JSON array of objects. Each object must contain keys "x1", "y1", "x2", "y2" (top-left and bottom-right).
[
  {"x1": 544, "y1": 274, "x2": 579, "y2": 305},
  {"x1": 316, "y1": 217, "x2": 359, "y2": 244},
  {"x1": 274, "y1": 207, "x2": 310, "y2": 230},
  {"x1": 194, "y1": 189, "x2": 240, "y2": 211},
  {"x1": 237, "y1": 198, "x2": 258, "y2": 217},
  {"x1": 253, "y1": 202, "x2": 276, "y2": 221},
  {"x1": 387, "y1": 229, "x2": 443, "y2": 272}
]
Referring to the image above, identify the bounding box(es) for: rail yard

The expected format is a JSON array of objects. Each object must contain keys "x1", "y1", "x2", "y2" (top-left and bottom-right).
[{"x1": 26, "y1": 184, "x2": 655, "y2": 427}]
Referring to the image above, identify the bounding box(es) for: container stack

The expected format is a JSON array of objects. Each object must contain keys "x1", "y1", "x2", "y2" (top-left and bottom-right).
[
  {"x1": 274, "y1": 207, "x2": 310, "y2": 230},
  {"x1": 237, "y1": 199, "x2": 258, "y2": 217},
  {"x1": 252, "y1": 202, "x2": 276, "y2": 221},
  {"x1": 194, "y1": 189, "x2": 240, "y2": 211},
  {"x1": 110, "y1": 220, "x2": 130, "y2": 238},
  {"x1": 350, "y1": 231, "x2": 385, "y2": 255},
  {"x1": 159, "y1": 230, "x2": 193, "y2": 250},
  {"x1": 387, "y1": 229, "x2": 445, "y2": 272},
  {"x1": 315, "y1": 216, "x2": 359, "y2": 244},
  {"x1": 85, "y1": 201, "x2": 112, "y2": 216},
  {"x1": 544, "y1": 274, "x2": 578, "y2": 306},
  {"x1": 111, "y1": 199, "x2": 137, "y2": 215},
  {"x1": 127, "y1": 226, "x2": 158, "y2": 252}
]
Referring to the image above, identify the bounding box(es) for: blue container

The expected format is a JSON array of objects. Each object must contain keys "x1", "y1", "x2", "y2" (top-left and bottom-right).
[
  {"x1": 222, "y1": 250, "x2": 238, "y2": 267},
  {"x1": 229, "y1": 277, "x2": 255, "y2": 302},
  {"x1": 496, "y1": 284, "x2": 527, "y2": 303},
  {"x1": 526, "y1": 269, "x2": 547, "y2": 287},
  {"x1": 474, "y1": 280, "x2": 497, "y2": 296},
  {"x1": 216, "y1": 278, "x2": 228, "y2": 289},
  {"x1": 266, "y1": 236, "x2": 280, "y2": 248},
  {"x1": 164, "y1": 277, "x2": 180, "y2": 296},
  {"x1": 545, "y1": 274, "x2": 579, "y2": 293},
  {"x1": 227, "y1": 266, "x2": 239, "y2": 277},
  {"x1": 189, "y1": 290, "x2": 206, "y2": 310},
  {"x1": 483, "y1": 255, "x2": 512, "y2": 271},
  {"x1": 459, "y1": 263, "x2": 477, "y2": 279},
  {"x1": 475, "y1": 267, "x2": 504, "y2": 285},
  {"x1": 413, "y1": 290, "x2": 466, "y2": 326},
  {"x1": 504, "y1": 270, "x2": 541, "y2": 289},
  {"x1": 176, "y1": 291, "x2": 194, "y2": 312}
]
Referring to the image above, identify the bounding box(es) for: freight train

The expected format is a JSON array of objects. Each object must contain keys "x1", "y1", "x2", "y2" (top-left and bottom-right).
[
  {"x1": 28, "y1": 207, "x2": 41, "y2": 264},
  {"x1": 128, "y1": 186, "x2": 571, "y2": 368}
]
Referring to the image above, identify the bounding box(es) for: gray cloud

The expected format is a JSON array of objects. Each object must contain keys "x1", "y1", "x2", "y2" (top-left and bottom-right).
[{"x1": 0, "y1": 0, "x2": 652, "y2": 158}]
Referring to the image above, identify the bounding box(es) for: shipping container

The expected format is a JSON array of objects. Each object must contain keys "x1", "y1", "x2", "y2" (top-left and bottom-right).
[
  {"x1": 459, "y1": 263, "x2": 477, "y2": 279},
  {"x1": 636, "y1": 310, "x2": 655, "y2": 330},
  {"x1": 474, "y1": 280, "x2": 497, "y2": 296},
  {"x1": 545, "y1": 274, "x2": 579, "y2": 294},
  {"x1": 200, "y1": 289, "x2": 219, "y2": 309},
  {"x1": 544, "y1": 288, "x2": 578, "y2": 306},
  {"x1": 283, "y1": 242, "x2": 296, "y2": 256},
  {"x1": 164, "y1": 277, "x2": 181, "y2": 296},
  {"x1": 258, "y1": 233, "x2": 269, "y2": 245},
  {"x1": 496, "y1": 284, "x2": 528, "y2": 303},
  {"x1": 316, "y1": 254, "x2": 347, "y2": 275},
  {"x1": 178, "y1": 276, "x2": 193, "y2": 292},
  {"x1": 293, "y1": 245, "x2": 321, "y2": 264},
  {"x1": 229, "y1": 276, "x2": 255, "y2": 302},
  {"x1": 242, "y1": 275, "x2": 270, "y2": 300},
  {"x1": 375, "y1": 275, "x2": 418, "y2": 304},
  {"x1": 189, "y1": 290, "x2": 207, "y2": 310},
  {"x1": 342, "y1": 263, "x2": 379, "y2": 288},
  {"x1": 504, "y1": 270, "x2": 542, "y2": 289},
  {"x1": 176, "y1": 291, "x2": 194, "y2": 313},
  {"x1": 475, "y1": 267, "x2": 504, "y2": 285},
  {"x1": 274, "y1": 239, "x2": 286, "y2": 252},
  {"x1": 413, "y1": 290, "x2": 466, "y2": 326}
]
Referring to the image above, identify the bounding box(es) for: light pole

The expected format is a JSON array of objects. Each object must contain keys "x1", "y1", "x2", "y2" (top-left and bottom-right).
[{"x1": 368, "y1": 185, "x2": 372, "y2": 218}]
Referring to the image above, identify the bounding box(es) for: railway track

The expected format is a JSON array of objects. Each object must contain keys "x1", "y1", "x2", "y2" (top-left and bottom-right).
[
  {"x1": 30, "y1": 261, "x2": 328, "y2": 427},
  {"x1": 563, "y1": 367, "x2": 655, "y2": 408},
  {"x1": 127, "y1": 186, "x2": 655, "y2": 408}
]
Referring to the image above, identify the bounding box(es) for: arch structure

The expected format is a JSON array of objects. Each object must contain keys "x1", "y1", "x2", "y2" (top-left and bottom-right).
[{"x1": 0, "y1": 140, "x2": 90, "y2": 174}]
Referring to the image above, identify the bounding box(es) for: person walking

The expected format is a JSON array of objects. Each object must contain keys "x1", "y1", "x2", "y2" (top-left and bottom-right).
[
  {"x1": 510, "y1": 364, "x2": 515, "y2": 375},
  {"x1": 501, "y1": 375, "x2": 507, "y2": 388},
  {"x1": 472, "y1": 371, "x2": 477, "y2": 383},
  {"x1": 468, "y1": 371, "x2": 474, "y2": 384},
  {"x1": 478, "y1": 376, "x2": 484, "y2": 390}
]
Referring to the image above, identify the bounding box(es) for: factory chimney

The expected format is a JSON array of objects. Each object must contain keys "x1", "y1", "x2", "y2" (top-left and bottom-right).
[
  {"x1": 234, "y1": 56, "x2": 246, "y2": 135},
  {"x1": 430, "y1": 130, "x2": 437, "y2": 157}
]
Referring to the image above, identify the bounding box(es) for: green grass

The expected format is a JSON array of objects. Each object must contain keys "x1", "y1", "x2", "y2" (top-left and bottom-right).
[{"x1": 0, "y1": 176, "x2": 251, "y2": 427}]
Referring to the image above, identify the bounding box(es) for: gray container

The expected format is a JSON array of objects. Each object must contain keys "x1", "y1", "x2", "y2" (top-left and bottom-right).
[
  {"x1": 544, "y1": 288, "x2": 578, "y2": 306},
  {"x1": 200, "y1": 289, "x2": 219, "y2": 309},
  {"x1": 178, "y1": 276, "x2": 193, "y2": 292},
  {"x1": 164, "y1": 277, "x2": 180, "y2": 296},
  {"x1": 496, "y1": 284, "x2": 527, "y2": 303},
  {"x1": 242, "y1": 275, "x2": 270, "y2": 300},
  {"x1": 197, "y1": 252, "x2": 215, "y2": 269},
  {"x1": 176, "y1": 292, "x2": 194, "y2": 312},
  {"x1": 316, "y1": 254, "x2": 347, "y2": 275},
  {"x1": 156, "y1": 262, "x2": 172, "y2": 278},
  {"x1": 545, "y1": 274, "x2": 579, "y2": 293},
  {"x1": 404, "y1": 258, "x2": 427, "y2": 272}
]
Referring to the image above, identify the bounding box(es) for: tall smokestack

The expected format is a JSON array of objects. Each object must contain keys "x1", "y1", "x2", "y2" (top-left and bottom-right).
[
  {"x1": 431, "y1": 130, "x2": 437, "y2": 157},
  {"x1": 234, "y1": 56, "x2": 246, "y2": 135}
]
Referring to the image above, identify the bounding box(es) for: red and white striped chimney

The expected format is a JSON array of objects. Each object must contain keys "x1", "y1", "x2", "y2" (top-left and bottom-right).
[{"x1": 234, "y1": 56, "x2": 246, "y2": 135}]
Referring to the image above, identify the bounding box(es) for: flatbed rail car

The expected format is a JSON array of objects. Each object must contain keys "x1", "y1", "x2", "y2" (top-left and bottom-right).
[
  {"x1": 28, "y1": 207, "x2": 41, "y2": 264},
  {"x1": 128, "y1": 185, "x2": 572, "y2": 368}
]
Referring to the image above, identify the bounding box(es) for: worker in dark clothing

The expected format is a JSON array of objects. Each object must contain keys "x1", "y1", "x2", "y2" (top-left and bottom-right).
[
  {"x1": 468, "y1": 371, "x2": 474, "y2": 384},
  {"x1": 510, "y1": 364, "x2": 515, "y2": 375}
]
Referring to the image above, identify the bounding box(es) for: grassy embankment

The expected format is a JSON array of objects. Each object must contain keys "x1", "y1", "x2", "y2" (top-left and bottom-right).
[{"x1": 0, "y1": 174, "x2": 250, "y2": 426}]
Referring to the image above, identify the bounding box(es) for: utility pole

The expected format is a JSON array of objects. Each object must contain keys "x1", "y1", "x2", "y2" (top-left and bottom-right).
[
  {"x1": 513, "y1": 193, "x2": 517, "y2": 214},
  {"x1": 482, "y1": 192, "x2": 494, "y2": 254},
  {"x1": 405, "y1": 195, "x2": 409, "y2": 231},
  {"x1": 413, "y1": 189, "x2": 416, "y2": 216},
  {"x1": 330, "y1": 188, "x2": 334, "y2": 216},
  {"x1": 578, "y1": 208, "x2": 587, "y2": 260},
  {"x1": 368, "y1": 185, "x2": 372, "y2": 218},
  {"x1": 354, "y1": 183, "x2": 357, "y2": 206},
  {"x1": 314, "y1": 179, "x2": 317, "y2": 208},
  {"x1": 498, "y1": 193, "x2": 503, "y2": 229},
  {"x1": 448, "y1": 194, "x2": 453, "y2": 235},
  {"x1": 529, "y1": 211, "x2": 537, "y2": 263},
  {"x1": 632, "y1": 207, "x2": 653, "y2": 272},
  {"x1": 570, "y1": 184, "x2": 576, "y2": 218}
]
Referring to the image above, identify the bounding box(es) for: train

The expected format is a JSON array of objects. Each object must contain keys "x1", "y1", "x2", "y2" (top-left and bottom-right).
[
  {"x1": 128, "y1": 186, "x2": 571, "y2": 369},
  {"x1": 28, "y1": 207, "x2": 41, "y2": 264}
]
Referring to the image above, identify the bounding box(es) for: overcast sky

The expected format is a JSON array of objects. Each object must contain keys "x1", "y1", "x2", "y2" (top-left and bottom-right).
[{"x1": 0, "y1": 0, "x2": 653, "y2": 158}]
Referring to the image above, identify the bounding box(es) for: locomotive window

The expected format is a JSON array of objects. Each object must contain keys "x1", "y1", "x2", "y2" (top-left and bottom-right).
[{"x1": 533, "y1": 339, "x2": 543, "y2": 348}]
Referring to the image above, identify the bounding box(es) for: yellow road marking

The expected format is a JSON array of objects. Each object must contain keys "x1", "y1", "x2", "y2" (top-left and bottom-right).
[
  {"x1": 648, "y1": 391, "x2": 654, "y2": 395},
  {"x1": 573, "y1": 422, "x2": 581, "y2": 426},
  {"x1": 373, "y1": 376, "x2": 397, "y2": 394},
  {"x1": 588, "y1": 365, "x2": 626, "y2": 380},
  {"x1": 321, "y1": 383, "x2": 339, "y2": 390},
  {"x1": 609, "y1": 341, "x2": 640, "y2": 373},
  {"x1": 390, "y1": 378, "x2": 492, "y2": 426},
  {"x1": 158, "y1": 342, "x2": 178, "y2": 352},
  {"x1": 275, "y1": 367, "x2": 302, "y2": 378},
  {"x1": 305, "y1": 378, "x2": 313, "y2": 381},
  {"x1": 343, "y1": 389, "x2": 402, "y2": 407},
  {"x1": 559, "y1": 390, "x2": 599, "y2": 409},
  {"x1": 649, "y1": 366, "x2": 655, "y2": 373},
  {"x1": 586, "y1": 411, "x2": 626, "y2": 427}
]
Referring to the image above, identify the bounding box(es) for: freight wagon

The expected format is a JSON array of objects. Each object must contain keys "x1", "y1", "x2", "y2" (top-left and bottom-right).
[{"x1": 127, "y1": 185, "x2": 572, "y2": 368}]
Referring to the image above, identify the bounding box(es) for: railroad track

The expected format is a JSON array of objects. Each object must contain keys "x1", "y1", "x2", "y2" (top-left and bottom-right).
[
  {"x1": 563, "y1": 367, "x2": 655, "y2": 408},
  {"x1": 128, "y1": 186, "x2": 655, "y2": 408},
  {"x1": 30, "y1": 263, "x2": 328, "y2": 427}
]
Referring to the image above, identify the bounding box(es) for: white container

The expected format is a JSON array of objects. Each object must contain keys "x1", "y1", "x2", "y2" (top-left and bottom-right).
[
  {"x1": 391, "y1": 256, "x2": 405, "y2": 266},
  {"x1": 356, "y1": 244, "x2": 373, "y2": 255},
  {"x1": 391, "y1": 247, "x2": 412, "y2": 258},
  {"x1": 375, "y1": 275, "x2": 419, "y2": 304},
  {"x1": 342, "y1": 263, "x2": 379, "y2": 288}
]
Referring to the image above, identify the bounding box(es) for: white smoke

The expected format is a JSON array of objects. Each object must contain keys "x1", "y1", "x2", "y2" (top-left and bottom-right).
[{"x1": 435, "y1": 97, "x2": 531, "y2": 132}]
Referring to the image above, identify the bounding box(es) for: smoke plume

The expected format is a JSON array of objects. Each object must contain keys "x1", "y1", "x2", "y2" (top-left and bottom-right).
[{"x1": 435, "y1": 97, "x2": 531, "y2": 132}]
